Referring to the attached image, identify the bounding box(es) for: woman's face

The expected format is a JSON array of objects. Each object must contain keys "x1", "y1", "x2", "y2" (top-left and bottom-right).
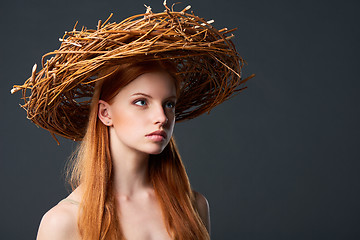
[{"x1": 100, "y1": 71, "x2": 177, "y2": 155}]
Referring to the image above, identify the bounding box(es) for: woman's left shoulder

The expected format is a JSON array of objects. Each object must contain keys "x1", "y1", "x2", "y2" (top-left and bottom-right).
[
  {"x1": 192, "y1": 190, "x2": 211, "y2": 233},
  {"x1": 192, "y1": 190, "x2": 209, "y2": 210}
]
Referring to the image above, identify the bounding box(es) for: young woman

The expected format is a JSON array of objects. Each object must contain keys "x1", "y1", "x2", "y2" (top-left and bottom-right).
[
  {"x1": 11, "y1": 3, "x2": 253, "y2": 240},
  {"x1": 36, "y1": 60, "x2": 211, "y2": 239}
]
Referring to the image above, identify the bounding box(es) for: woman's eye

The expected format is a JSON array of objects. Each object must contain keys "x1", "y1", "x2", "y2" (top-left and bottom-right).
[
  {"x1": 165, "y1": 101, "x2": 176, "y2": 109},
  {"x1": 134, "y1": 99, "x2": 147, "y2": 106}
]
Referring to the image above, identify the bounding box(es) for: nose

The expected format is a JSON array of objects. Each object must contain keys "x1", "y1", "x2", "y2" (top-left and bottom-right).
[{"x1": 153, "y1": 104, "x2": 168, "y2": 126}]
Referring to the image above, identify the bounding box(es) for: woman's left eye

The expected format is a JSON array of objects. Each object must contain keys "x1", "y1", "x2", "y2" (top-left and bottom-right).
[
  {"x1": 134, "y1": 99, "x2": 147, "y2": 106},
  {"x1": 165, "y1": 101, "x2": 175, "y2": 109}
]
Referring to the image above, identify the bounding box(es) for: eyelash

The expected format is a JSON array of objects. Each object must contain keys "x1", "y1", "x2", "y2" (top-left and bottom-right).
[
  {"x1": 134, "y1": 99, "x2": 147, "y2": 106},
  {"x1": 133, "y1": 99, "x2": 176, "y2": 109}
]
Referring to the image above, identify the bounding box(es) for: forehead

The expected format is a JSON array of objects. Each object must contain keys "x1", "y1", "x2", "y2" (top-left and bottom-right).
[{"x1": 118, "y1": 71, "x2": 177, "y2": 97}]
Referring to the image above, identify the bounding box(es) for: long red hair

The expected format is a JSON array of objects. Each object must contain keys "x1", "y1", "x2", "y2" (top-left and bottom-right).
[{"x1": 67, "y1": 60, "x2": 210, "y2": 239}]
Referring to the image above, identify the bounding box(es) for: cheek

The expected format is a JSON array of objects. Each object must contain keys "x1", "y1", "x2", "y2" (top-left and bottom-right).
[
  {"x1": 113, "y1": 110, "x2": 133, "y2": 127},
  {"x1": 167, "y1": 111, "x2": 176, "y2": 124},
  {"x1": 111, "y1": 108, "x2": 145, "y2": 134},
  {"x1": 167, "y1": 115, "x2": 176, "y2": 132}
]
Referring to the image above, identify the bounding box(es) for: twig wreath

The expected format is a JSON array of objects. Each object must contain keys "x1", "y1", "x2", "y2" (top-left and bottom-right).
[{"x1": 11, "y1": 1, "x2": 255, "y2": 143}]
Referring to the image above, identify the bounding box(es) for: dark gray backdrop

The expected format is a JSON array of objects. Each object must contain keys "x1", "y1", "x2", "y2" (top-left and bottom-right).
[{"x1": 1, "y1": 0, "x2": 359, "y2": 239}]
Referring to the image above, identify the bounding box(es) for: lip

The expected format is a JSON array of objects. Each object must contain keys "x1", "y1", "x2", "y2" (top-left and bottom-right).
[{"x1": 146, "y1": 130, "x2": 167, "y2": 139}]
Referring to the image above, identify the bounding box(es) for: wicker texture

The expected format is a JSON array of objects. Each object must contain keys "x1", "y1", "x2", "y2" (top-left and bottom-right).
[{"x1": 11, "y1": 3, "x2": 254, "y2": 142}]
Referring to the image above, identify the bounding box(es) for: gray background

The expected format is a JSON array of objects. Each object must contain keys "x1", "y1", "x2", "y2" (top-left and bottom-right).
[{"x1": 1, "y1": 0, "x2": 359, "y2": 239}]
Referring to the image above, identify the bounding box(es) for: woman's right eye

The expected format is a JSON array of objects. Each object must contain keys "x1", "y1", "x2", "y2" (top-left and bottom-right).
[{"x1": 134, "y1": 99, "x2": 147, "y2": 106}]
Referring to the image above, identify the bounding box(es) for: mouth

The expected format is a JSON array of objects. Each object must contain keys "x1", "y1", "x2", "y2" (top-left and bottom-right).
[
  {"x1": 146, "y1": 130, "x2": 167, "y2": 139},
  {"x1": 146, "y1": 135, "x2": 165, "y2": 141},
  {"x1": 146, "y1": 130, "x2": 167, "y2": 141}
]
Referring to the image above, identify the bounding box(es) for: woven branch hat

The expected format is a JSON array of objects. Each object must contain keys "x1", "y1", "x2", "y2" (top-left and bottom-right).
[{"x1": 11, "y1": 1, "x2": 254, "y2": 142}]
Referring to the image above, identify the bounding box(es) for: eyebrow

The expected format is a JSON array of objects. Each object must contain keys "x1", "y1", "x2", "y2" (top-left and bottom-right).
[{"x1": 131, "y1": 93, "x2": 177, "y2": 99}]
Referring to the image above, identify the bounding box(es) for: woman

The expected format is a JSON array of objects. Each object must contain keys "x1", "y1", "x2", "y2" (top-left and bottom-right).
[
  {"x1": 11, "y1": 3, "x2": 253, "y2": 240},
  {"x1": 37, "y1": 60, "x2": 210, "y2": 239}
]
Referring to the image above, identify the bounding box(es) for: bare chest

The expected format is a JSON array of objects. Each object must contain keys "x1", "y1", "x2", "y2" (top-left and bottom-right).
[{"x1": 118, "y1": 198, "x2": 173, "y2": 240}]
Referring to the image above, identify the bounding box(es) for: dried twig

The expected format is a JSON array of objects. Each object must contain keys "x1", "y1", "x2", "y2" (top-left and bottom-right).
[{"x1": 11, "y1": 3, "x2": 254, "y2": 142}]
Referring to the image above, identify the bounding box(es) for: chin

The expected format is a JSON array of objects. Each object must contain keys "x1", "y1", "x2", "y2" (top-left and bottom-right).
[
  {"x1": 144, "y1": 144, "x2": 167, "y2": 155},
  {"x1": 147, "y1": 148, "x2": 165, "y2": 155}
]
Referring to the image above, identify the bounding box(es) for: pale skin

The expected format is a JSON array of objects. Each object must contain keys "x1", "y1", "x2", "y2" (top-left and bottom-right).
[{"x1": 36, "y1": 72, "x2": 210, "y2": 240}]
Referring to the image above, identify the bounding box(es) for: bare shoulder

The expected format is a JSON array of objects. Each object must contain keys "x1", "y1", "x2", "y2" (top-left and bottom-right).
[
  {"x1": 192, "y1": 190, "x2": 211, "y2": 234},
  {"x1": 193, "y1": 191, "x2": 210, "y2": 212},
  {"x1": 36, "y1": 196, "x2": 81, "y2": 240}
]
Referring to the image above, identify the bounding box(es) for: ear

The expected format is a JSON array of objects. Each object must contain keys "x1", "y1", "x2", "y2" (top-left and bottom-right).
[{"x1": 98, "y1": 100, "x2": 112, "y2": 126}]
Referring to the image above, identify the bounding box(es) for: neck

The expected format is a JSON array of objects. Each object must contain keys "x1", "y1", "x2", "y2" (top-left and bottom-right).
[{"x1": 109, "y1": 129, "x2": 153, "y2": 198}]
